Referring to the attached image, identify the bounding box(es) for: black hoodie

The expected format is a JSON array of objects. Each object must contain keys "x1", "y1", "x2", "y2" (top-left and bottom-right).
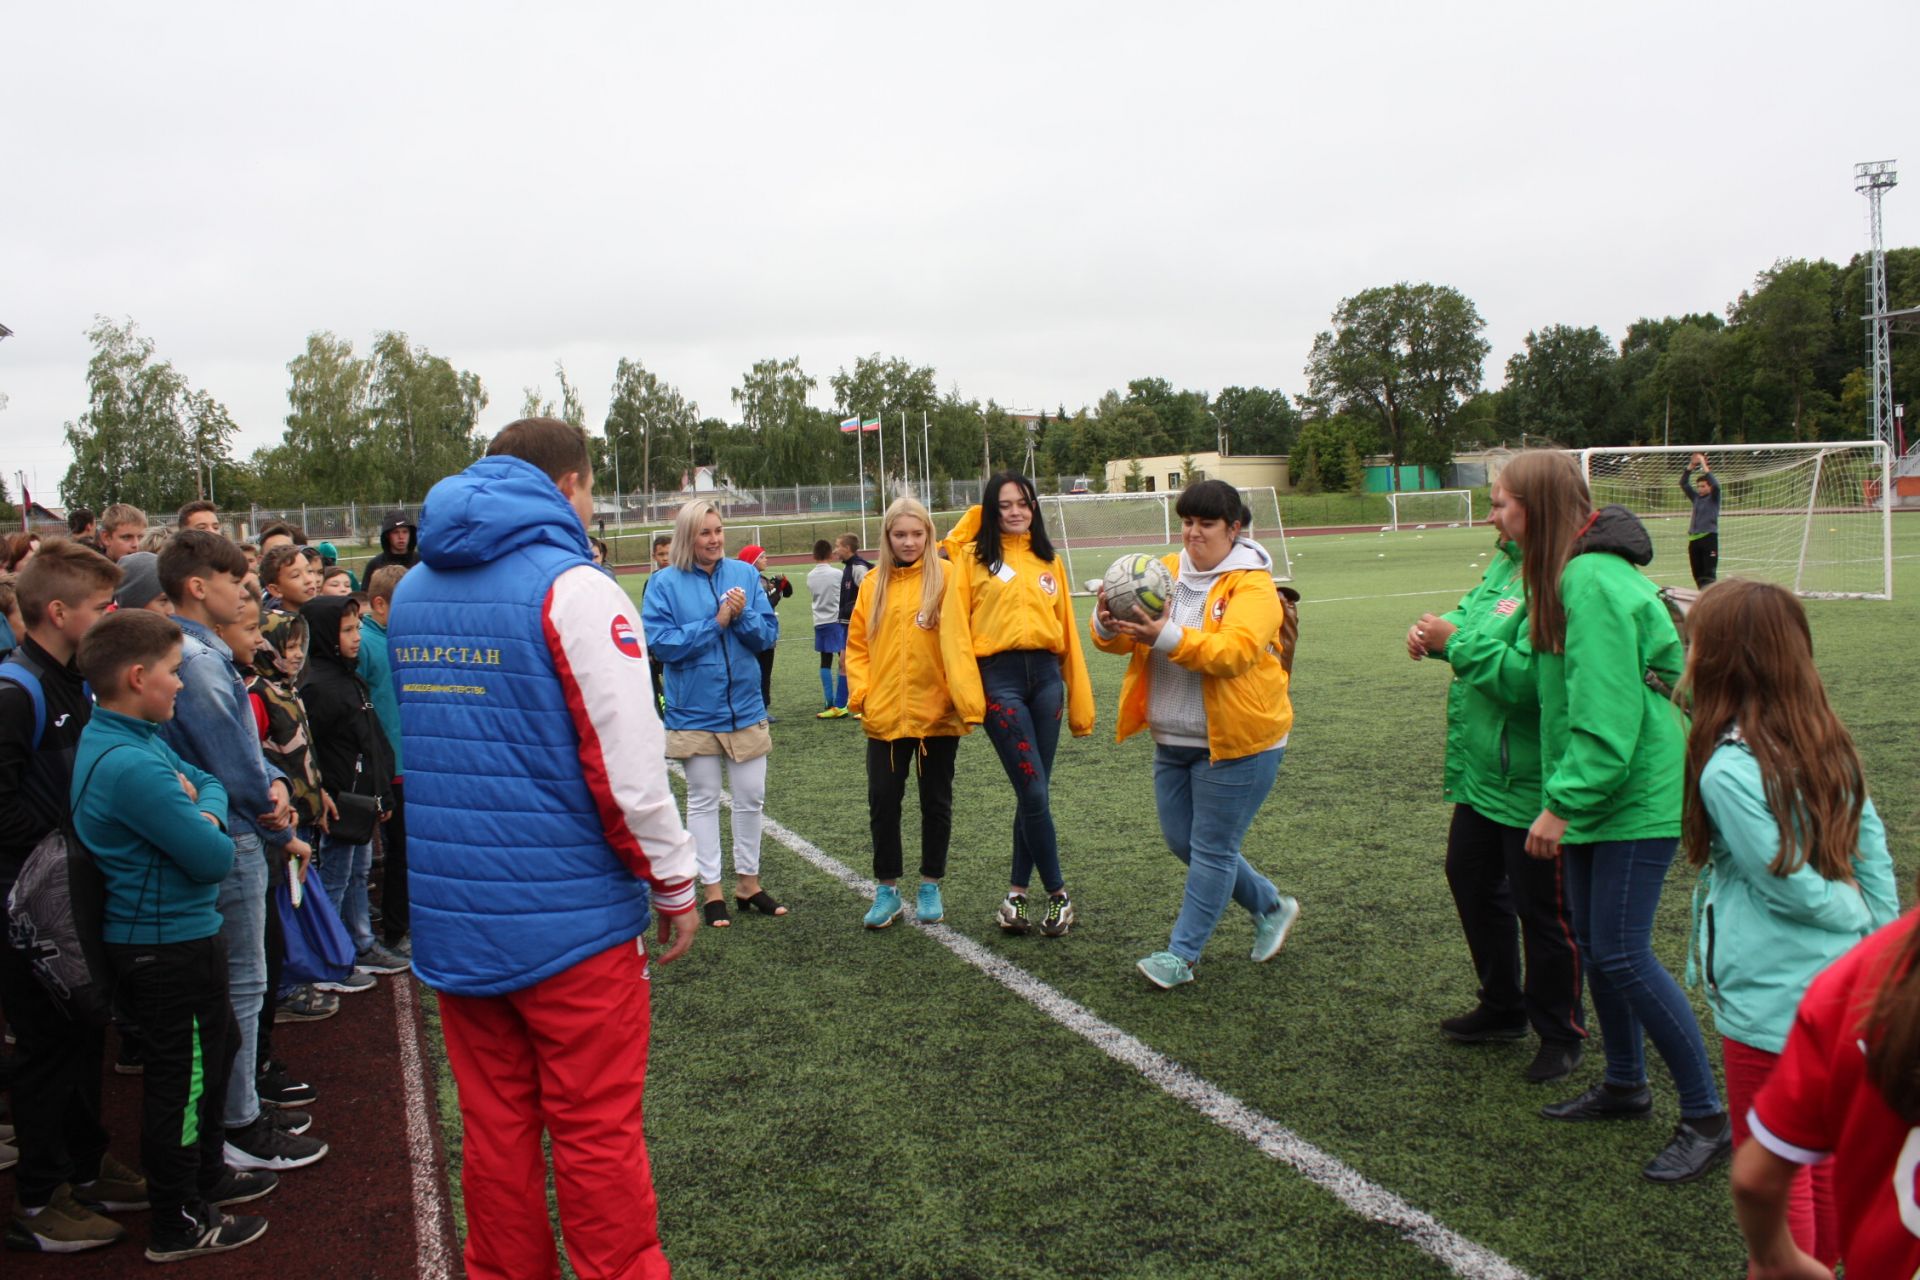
[
  {"x1": 1572, "y1": 503, "x2": 1655, "y2": 567},
  {"x1": 366, "y1": 510, "x2": 419, "y2": 575},
  {"x1": 299, "y1": 596, "x2": 395, "y2": 813}
]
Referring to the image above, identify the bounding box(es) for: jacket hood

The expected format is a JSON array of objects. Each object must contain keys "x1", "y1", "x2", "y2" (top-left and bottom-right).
[
  {"x1": 416, "y1": 456, "x2": 590, "y2": 570},
  {"x1": 1572, "y1": 504, "x2": 1653, "y2": 567},
  {"x1": 1178, "y1": 535, "x2": 1273, "y2": 587},
  {"x1": 300, "y1": 595, "x2": 359, "y2": 671},
  {"x1": 380, "y1": 509, "x2": 418, "y2": 555},
  {"x1": 256, "y1": 610, "x2": 308, "y2": 683}
]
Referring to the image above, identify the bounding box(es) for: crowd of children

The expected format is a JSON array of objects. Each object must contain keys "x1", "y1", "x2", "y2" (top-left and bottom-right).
[{"x1": 2, "y1": 501, "x2": 413, "y2": 1262}]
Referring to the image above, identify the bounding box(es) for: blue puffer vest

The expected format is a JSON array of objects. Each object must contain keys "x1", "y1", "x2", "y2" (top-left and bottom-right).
[{"x1": 390, "y1": 455, "x2": 650, "y2": 997}]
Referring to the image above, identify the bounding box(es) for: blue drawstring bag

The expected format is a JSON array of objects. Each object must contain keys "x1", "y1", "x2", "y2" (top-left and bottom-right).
[{"x1": 276, "y1": 873, "x2": 354, "y2": 986}]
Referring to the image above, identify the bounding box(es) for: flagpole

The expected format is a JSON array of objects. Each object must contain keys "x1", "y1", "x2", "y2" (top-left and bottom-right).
[
  {"x1": 856, "y1": 422, "x2": 867, "y2": 550},
  {"x1": 922, "y1": 411, "x2": 930, "y2": 508},
  {"x1": 901, "y1": 412, "x2": 909, "y2": 497},
  {"x1": 876, "y1": 410, "x2": 886, "y2": 516}
]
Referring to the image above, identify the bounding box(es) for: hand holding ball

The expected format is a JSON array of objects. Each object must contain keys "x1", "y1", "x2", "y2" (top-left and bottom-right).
[{"x1": 1101, "y1": 554, "x2": 1172, "y2": 623}]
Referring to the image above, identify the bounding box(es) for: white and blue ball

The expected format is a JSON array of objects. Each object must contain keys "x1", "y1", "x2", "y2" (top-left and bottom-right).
[{"x1": 1102, "y1": 554, "x2": 1173, "y2": 621}]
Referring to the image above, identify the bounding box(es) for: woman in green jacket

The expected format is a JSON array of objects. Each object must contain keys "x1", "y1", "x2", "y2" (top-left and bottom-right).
[
  {"x1": 1503, "y1": 450, "x2": 1729, "y2": 1185},
  {"x1": 1680, "y1": 579, "x2": 1899, "y2": 1268},
  {"x1": 1409, "y1": 483, "x2": 1584, "y2": 1085}
]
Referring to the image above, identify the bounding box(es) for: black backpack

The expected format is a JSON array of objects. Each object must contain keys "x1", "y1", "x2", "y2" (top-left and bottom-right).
[{"x1": 5, "y1": 747, "x2": 125, "y2": 1027}]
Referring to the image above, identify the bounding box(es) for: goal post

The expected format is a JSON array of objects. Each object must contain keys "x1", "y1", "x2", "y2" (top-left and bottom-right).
[
  {"x1": 1386, "y1": 489, "x2": 1474, "y2": 531},
  {"x1": 1577, "y1": 441, "x2": 1892, "y2": 600},
  {"x1": 1038, "y1": 487, "x2": 1293, "y2": 594}
]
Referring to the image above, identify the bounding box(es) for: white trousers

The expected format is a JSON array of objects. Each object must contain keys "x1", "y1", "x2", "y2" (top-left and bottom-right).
[{"x1": 682, "y1": 753, "x2": 768, "y2": 885}]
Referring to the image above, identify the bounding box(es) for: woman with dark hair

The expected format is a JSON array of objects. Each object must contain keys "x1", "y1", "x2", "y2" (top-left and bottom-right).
[
  {"x1": 1092, "y1": 480, "x2": 1297, "y2": 988},
  {"x1": 940, "y1": 471, "x2": 1094, "y2": 936},
  {"x1": 1504, "y1": 449, "x2": 1728, "y2": 1184}
]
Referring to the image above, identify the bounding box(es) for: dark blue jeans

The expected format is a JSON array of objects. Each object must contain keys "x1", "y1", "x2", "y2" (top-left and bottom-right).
[
  {"x1": 1562, "y1": 839, "x2": 1721, "y2": 1118},
  {"x1": 978, "y1": 651, "x2": 1065, "y2": 894}
]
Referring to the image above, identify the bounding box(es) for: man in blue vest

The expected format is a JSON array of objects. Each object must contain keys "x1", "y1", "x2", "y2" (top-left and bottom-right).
[{"x1": 391, "y1": 418, "x2": 696, "y2": 1280}]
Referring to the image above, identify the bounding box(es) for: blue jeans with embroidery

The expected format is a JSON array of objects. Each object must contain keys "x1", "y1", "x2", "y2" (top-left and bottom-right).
[
  {"x1": 1156, "y1": 745, "x2": 1285, "y2": 964},
  {"x1": 1563, "y1": 839, "x2": 1722, "y2": 1118},
  {"x1": 978, "y1": 651, "x2": 1065, "y2": 894}
]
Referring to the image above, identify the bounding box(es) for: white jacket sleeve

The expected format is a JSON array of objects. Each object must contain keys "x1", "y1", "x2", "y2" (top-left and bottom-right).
[{"x1": 542, "y1": 565, "x2": 696, "y2": 915}]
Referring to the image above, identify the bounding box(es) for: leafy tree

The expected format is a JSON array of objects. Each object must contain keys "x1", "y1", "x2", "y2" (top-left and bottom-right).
[
  {"x1": 1123, "y1": 377, "x2": 1206, "y2": 454},
  {"x1": 1729, "y1": 259, "x2": 1838, "y2": 441},
  {"x1": 61, "y1": 316, "x2": 201, "y2": 512},
  {"x1": 1305, "y1": 283, "x2": 1489, "y2": 486},
  {"x1": 731, "y1": 356, "x2": 832, "y2": 490},
  {"x1": 363, "y1": 332, "x2": 488, "y2": 502},
  {"x1": 279, "y1": 331, "x2": 373, "y2": 503},
  {"x1": 605, "y1": 358, "x2": 697, "y2": 499},
  {"x1": 1292, "y1": 415, "x2": 1379, "y2": 492},
  {"x1": 1124, "y1": 458, "x2": 1144, "y2": 492},
  {"x1": 1502, "y1": 325, "x2": 1619, "y2": 448},
  {"x1": 1343, "y1": 440, "x2": 1368, "y2": 496},
  {"x1": 1292, "y1": 446, "x2": 1323, "y2": 494},
  {"x1": 830, "y1": 354, "x2": 937, "y2": 427},
  {"x1": 1212, "y1": 385, "x2": 1297, "y2": 454}
]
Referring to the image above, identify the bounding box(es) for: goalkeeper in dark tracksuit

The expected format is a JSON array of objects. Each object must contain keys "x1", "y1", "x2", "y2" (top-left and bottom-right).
[{"x1": 1682, "y1": 452, "x2": 1720, "y2": 588}]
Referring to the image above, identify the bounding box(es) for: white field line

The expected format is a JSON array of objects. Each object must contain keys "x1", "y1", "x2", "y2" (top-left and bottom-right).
[
  {"x1": 395, "y1": 975, "x2": 455, "y2": 1280},
  {"x1": 671, "y1": 763, "x2": 1532, "y2": 1280},
  {"x1": 1300, "y1": 586, "x2": 1474, "y2": 605}
]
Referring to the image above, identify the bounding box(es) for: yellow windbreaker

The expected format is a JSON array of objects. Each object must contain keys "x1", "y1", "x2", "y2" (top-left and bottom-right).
[
  {"x1": 939, "y1": 508, "x2": 1095, "y2": 737},
  {"x1": 1091, "y1": 552, "x2": 1292, "y2": 761},
  {"x1": 844, "y1": 558, "x2": 969, "y2": 742}
]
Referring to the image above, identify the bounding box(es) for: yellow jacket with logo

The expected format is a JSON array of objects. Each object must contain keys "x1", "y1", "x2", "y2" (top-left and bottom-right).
[
  {"x1": 845, "y1": 558, "x2": 969, "y2": 742},
  {"x1": 1091, "y1": 551, "x2": 1292, "y2": 761},
  {"x1": 938, "y1": 508, "x2": 1095, "y2": 737}
]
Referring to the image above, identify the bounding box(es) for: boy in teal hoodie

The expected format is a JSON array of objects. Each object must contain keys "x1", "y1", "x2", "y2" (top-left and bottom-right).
[{"x1": 73, "y1": 610, "x2": 272, "y2": 1263}]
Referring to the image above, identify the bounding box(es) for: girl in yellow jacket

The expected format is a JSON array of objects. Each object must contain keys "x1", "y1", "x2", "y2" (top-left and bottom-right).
[
  {"x1": 1092, "y1": 480, "x2": 1299, "y2": 989},
  {"x1": 939, "y1": 472, "x2": 1095, "y2": 938},
  {"x1": 846, "y1": 498, "x2": 969, "y2": 930}
]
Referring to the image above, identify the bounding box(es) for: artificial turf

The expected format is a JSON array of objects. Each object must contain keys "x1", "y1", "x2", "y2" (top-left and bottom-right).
[{"x1": 433, "y1": 517, "x2": 1919, "y2": 1279}]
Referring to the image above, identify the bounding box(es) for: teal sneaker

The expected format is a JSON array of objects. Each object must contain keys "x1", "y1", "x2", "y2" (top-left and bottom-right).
[
  {"x1": 864, "y1": 884, "x2": 903, "y2": 930},
  {"x1": 1137, "y1": 951, "x2": 1195, "y2": 989},
  {"x1": 915, "y1": 881, "x2": 945, "y2": 924},
  {"x1": 1251, "y1": 895, "x2": 1300, "y2": 962}
]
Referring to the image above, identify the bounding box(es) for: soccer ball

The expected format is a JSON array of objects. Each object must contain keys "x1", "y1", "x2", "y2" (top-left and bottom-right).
[{"x1": 1102, "y1": 554, "x2": 1172, "y2": 621}]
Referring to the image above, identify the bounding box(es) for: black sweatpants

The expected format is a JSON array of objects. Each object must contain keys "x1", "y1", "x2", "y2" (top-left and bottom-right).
[
  {"x1": 105, "y1": 935, "x2": 238, "y2": 1221},
  {"x1": 0, "y1": 939, "x2": 109, "y2": 1206},
  {"x1": 1443, "y1": 803, "x2": 1586, "y2": 1044},
  {"x1": 867, "y1": 736, "x2": 960, "y2": 882},
  {"x1": 755, "y1": 648, "x2": 776, "y2": 714},
  {"x1": 381, "y1": 780, "x2": 409, "y2": 945},
  {"x1": 1688, "y1": 532, "x2": 1718, "y2": 588}
]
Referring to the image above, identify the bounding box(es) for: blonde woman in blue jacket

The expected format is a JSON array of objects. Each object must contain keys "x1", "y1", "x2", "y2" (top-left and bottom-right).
[{"x1": 1680, "y1": 580, "x2": 1899, "y2": 1264}]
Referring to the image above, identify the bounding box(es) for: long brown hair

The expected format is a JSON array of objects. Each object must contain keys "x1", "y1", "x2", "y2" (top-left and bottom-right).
[
  {"x1": 871, "y1": 498, "x2": 944, "y2": 629},
  {"x1": 1499, "y1": 451, "x2": 1592, "y2": 655},
  {"x1": 1865, "y1": 909, "x2": 1920, "y2": 1122},
  {"x1": 1678, "y1": 580, "x2": 1865, "y2": 880}
]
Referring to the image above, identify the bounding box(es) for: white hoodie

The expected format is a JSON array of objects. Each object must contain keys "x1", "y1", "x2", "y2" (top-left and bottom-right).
[{"x1": 1142, "y1": 537, "x2": 1273, "y2": 748}]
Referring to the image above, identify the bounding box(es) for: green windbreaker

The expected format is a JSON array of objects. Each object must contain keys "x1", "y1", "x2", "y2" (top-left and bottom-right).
[
  {"x1": 1438, "y1": 541, "x2": 1540, "y2": 829},
  {"x1": 1537, "y1": 507, "x2": 1686, "y2": 844}
]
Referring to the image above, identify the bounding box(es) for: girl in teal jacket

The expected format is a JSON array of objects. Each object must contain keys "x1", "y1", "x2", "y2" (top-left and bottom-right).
[
  {"x1": 1410, "y1": 499, "x2": 1584, "y2": 1084},
  {"x1": 1502, "y1": 450, "x2": 1728, "y2": 1186},
  {"x1": 1680, "y1": 579, "x2": 1899, "y2": 1269}
]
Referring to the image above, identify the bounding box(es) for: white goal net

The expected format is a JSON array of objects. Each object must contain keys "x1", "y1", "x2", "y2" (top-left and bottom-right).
[
  {"x1": 1578, "y1": 442, "x2": 1892, "y2": 599},
  {"x1": 1038, "y1": 487, "x2": 1293, "y2": 594},
  {"x1": 1387, "y1": 489, "x2": 1473, "y2": 531}
]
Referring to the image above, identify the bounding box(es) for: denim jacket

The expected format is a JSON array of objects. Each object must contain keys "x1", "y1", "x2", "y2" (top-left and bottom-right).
[{"x1": 161, "y1": 616, "x2": 291, "y2": 850}]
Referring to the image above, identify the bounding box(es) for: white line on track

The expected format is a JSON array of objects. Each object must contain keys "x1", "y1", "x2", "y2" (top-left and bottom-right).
[
  {"x1": 395, "y1": 975, "x2": 455, "y2": 1280},
  {"x1": 672, "y1": 763, "x2": 1533, "y2": 1280}
]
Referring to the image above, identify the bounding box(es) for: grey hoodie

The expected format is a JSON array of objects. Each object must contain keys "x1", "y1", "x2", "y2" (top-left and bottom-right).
[{"x1": 1111, "y1": 537, "x2": 1274, "y2": 749}]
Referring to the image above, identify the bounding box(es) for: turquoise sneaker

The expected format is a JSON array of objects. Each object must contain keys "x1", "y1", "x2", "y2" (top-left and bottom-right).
[
  {"x1": 1251, "y1": 895, "x2": 1300, "y2": 962},
  {"x1": 915, "y1": 881, "x2": 945, "y2": 924},
  {"x1": 1136, "y1": 951, "x2": 1195, "y2": 989},
  {"x1": 864, "y1": 884, "x2": 903, "y2": 930}
]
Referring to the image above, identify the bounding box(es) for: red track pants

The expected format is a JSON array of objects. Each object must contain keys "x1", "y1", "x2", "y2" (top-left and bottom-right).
[
  {"x1": 1724, "y1": 1036, "x2": 1838, "y2": 1273},
  {"x1": 439, "y1": 938, "x2": 669, "y2": 1280}
]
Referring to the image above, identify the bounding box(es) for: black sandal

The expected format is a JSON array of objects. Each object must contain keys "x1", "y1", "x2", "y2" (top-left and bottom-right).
[
  {"x1": 703, "y1": 899, "x2": 732, "y2": 928},
  {"x1": 734, "y1": 890, "x2": 787, "y2": 917}
]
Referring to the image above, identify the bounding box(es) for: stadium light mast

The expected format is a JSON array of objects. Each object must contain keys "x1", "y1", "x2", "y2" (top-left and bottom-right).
[{"x1": 1855, "y1": 159, "x2": 1898, "y2": 448}]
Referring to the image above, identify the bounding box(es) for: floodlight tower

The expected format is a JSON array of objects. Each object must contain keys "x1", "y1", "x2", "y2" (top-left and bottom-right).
[{"x1": 1856, "y1": 160, "x2": 1898, "y2": 448}]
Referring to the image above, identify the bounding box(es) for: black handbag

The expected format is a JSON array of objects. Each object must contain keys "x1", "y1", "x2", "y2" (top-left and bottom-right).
[{"x1": 330, "y1": 753, "x2": 379, "y2": 844}]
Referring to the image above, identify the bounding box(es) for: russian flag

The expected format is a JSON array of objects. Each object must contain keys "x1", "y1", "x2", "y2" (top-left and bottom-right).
[{"x1": 839, "y1": 416, "x2": 861, "y2": 434}]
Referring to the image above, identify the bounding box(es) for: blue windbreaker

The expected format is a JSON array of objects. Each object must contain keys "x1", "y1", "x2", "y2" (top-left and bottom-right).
[{"x1": 640, "y1": 558, "x2": 778, "y2": 732}]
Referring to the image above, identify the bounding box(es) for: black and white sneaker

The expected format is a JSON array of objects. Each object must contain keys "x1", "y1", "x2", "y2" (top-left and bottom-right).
[
  {"x1": 145, "y1": 1206, "x2": 268, "y2": 1263},
  {"x1": 354, "y1": 943, "x2": 409, "y2": 976},
  {"x1": 205, "y1": 1168, "x2": 278, "y2": 1208},
  {"x1": 257, "y1": 1062, "x2": 318, "y2": 1110},
  {"x1": 1039, "y1": 893, "x2": 1075, "y2": 938},
  {"x1": 267, "y1": 1108, "x2": 312, "y2": 1137},
  {"x1": 222, "y1": 1116, "x2": 328, "y2": 1171},
  {"x1": 313, "y1": 970, "x2": 375, "y2": 995}
]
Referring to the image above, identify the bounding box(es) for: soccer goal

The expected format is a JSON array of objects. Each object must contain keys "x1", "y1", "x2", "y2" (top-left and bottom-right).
[
  {"x1": 1578, "y1": 442, "x2": 1893, "y2": 599},
  {"x1": 1386, "y1": 489, "x2": 1474, "y2": 531},
  {"x1": 1038, "y1": 487, "x2": 1293, "y2": 594}
]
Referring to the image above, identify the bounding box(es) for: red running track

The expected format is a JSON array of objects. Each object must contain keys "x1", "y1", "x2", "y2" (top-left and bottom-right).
[{"x1": 4, "y1": 971, "x2": 460, "y2": 1278}]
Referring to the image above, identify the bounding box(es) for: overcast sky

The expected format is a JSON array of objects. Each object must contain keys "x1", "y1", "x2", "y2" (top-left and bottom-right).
[{"x1": 3, "y1": 1, "x2": 1914, "y2": 502}]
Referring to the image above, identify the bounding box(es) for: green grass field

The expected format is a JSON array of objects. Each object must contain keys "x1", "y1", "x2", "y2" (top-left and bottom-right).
[{"x1": 434, "y1": 518, "x2": 1920, "y2": 1279}]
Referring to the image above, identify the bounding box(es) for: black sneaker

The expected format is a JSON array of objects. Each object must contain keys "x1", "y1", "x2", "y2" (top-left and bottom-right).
[
  {"x1": 1524, "y1": 1040, "x2": 1585, "y2": 1084},
  {"x1": 145, "y1": 1206, "x2": 268, "y2": 1263},
  {"x1": 221, "y1": 1116, "x2": 328, "y2": 1171},
  {"x1": 1642, "y1": 1117, "x2": 1733, "y2": 1183},
  {"x1": 257, "y1": 1063, "x2": 318, "y2": 1110},
  {"x1": 205, "y1": 1169, "x2": 278, "y2": 1208},
  {"x1": 113, "y1": 1040, "x2": 145, "y2": 1076},
  {"x1": 1540, "y1": 1080, "x2": 1654, "y2": 1122},
  {"x1": 266, "y1": 1108, "x2": 312, "y2": 1137},
  {"x1": 1439, "y1": 1006, "x2": 1528, "y2": 1043}
]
